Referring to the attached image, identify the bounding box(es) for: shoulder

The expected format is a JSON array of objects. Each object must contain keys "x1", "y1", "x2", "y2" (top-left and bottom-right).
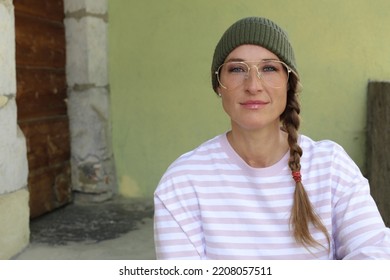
[
  {"x1": 299, "y1": 134, "x2": 364, "y2": 180},
  {"x1": 299, "y1": 134, "x2": 354, "y2": 164},
  {"x1": 167, "y1": 133, "x2": 226, "y2": 171},
  {"x1": 300, "y1": 134, "x2": 345, "y2": 154},
  {"x1": 155, "y1": 134, "x2": 227, "y2": 194}
]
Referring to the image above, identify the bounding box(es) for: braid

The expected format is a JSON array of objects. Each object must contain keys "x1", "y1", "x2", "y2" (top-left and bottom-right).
[{"x1": 281, "y1": 75, "x2": 330, "y2": 250}]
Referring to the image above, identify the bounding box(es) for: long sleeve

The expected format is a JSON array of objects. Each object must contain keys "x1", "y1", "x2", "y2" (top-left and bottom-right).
[
  {"x1": 154, "y1": 190, "x2": 205, "y2": 259},
  {"x1": 330, "y1": 146, "x2": 390, "y2": 259}
]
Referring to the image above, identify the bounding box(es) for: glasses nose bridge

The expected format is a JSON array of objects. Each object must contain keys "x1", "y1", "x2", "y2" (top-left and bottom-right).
[{"x1": 246, "y1": 63, "x2": 262, "y2": 80}]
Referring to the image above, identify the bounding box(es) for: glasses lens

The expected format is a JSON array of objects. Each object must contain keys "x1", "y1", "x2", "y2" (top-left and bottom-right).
[
  {"x1": 216, "y1": 60, "x2": 290, "y2": 89},
  {"x1": 260, "y1": 61, "x2": 289, "y2": 88},
  {"x1": 216, "y1": 62, "x2": 248, "y2": 90}
]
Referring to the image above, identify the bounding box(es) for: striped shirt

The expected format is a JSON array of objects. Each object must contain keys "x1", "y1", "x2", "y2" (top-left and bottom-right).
[{"x1": 154, "y1": 133, "x2": 390, "y2": 259}]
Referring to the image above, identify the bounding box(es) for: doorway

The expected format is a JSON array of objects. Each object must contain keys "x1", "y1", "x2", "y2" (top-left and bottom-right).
[{"x1": 14, "y1": 0, "x2": 72, "y2": 218}]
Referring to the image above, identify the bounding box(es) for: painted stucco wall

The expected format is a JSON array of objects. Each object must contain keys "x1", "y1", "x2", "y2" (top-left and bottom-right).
[{"x1": 108, "y1": 0, "x2": 390, "y2": 198}]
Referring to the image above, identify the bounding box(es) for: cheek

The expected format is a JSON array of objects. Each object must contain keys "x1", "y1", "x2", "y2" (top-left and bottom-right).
[
  {"x1": 276, "y1": 88, "x2": 288, "y2": 106},
  {"x1": 221, "y1": 96, "x2": 231, "y2": 114},
  {"x1": 281, "y1": 94, "x2": 288, "y2": 107},
  {"x1": 269, "y1": 89, "x2": 287, "y2": 104},
  {"x1": 277, "y1": 92, "x2": 289, "y2": 118},
  {"x1": 220, "y1": 93, "x2": 236, "y2": 115}
]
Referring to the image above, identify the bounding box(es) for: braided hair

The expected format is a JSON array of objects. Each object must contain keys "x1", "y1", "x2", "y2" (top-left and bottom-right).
[{"x1": 280, "y1": 74, "x2": 331, "y2": 250}]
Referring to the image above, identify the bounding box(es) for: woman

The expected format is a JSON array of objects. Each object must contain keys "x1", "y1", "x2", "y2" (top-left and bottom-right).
[{"x1": 153, "y1": 17, "x2": 390, "y2": 259}]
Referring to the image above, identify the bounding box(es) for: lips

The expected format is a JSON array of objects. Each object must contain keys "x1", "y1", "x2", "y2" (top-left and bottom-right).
[{"x1": 240, "y1": 100, "x2": 269, "y2": 109}]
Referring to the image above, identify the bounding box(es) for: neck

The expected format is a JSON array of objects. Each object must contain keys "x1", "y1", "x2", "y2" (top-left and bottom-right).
[{"x1": 227, "y1": 124, "x2": 289, "y2": 168}]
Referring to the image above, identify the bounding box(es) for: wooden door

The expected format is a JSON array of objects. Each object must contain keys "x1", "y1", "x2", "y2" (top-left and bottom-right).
[{"x1": 14, "y1": 0, "x2": 72, "y2": 218}]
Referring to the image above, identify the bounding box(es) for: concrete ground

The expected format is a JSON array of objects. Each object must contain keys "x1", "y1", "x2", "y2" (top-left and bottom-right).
[{"x1": 12, "y1": 196, "x2": 156, "y2": 260}]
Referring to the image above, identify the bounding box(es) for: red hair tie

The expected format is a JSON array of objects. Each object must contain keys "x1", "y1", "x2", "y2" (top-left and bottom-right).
[{"x1": 292, "y1": 171, "x2": 302, "y2": 183}]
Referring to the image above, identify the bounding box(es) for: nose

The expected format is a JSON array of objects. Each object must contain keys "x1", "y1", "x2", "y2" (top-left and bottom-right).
[{"x1": 244, "y1": 66, "x2": 264, "y2": 93}]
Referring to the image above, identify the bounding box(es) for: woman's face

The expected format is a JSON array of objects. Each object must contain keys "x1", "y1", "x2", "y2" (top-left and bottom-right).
[{"x1": 217, "y1": 44, "x2": 289, "y2": 132}]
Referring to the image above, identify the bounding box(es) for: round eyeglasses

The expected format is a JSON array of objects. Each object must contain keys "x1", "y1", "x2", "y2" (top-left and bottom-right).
[{"x1": 215, "y1": 60, "x2": 294, "y2": 90}]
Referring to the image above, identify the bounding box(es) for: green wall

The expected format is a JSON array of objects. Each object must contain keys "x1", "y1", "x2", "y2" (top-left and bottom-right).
[{"x1": 108, "y1": 0, "x2": 390, "y2": 198}]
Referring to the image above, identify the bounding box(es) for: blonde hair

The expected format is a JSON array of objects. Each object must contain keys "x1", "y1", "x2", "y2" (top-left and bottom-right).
[{"x1": 281, "y1": 75, "x2": 331, "y2": 250}]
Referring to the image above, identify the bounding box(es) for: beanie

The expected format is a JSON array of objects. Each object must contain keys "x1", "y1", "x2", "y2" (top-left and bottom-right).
[{"x1": 211, "y1": 17, "x2": 298, "y2": 92}]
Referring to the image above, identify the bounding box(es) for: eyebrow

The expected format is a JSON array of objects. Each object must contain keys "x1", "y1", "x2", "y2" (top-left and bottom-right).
[{"x1": 224, "y1": 58, "x2": 281, "y2": 63}]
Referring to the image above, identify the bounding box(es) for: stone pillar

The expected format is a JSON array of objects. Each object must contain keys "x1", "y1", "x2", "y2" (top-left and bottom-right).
[
  {"x1": 0, "y1": 0, "x2": 29, "y2": 259},
  {"x1": 64, "y1": 0, "x2": 116, "y2": 202}
]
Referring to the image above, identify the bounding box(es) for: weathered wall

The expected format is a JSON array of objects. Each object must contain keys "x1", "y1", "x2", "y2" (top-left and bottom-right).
[
  {"x1": 0, "y1": 0, "x2": 114, "y2": 259},
  {"x1": 109, "y1": 0, "x2": 390, "y2": 198},
  {"x1": 64, "y1": 0, "x2": 116, "y2": 202},
  {"x1": 0, "y1": 0, "x2": 29, "y2": 259},
  {"x1": 366, "y1": 81, "x2": 390, "y2": 226}
]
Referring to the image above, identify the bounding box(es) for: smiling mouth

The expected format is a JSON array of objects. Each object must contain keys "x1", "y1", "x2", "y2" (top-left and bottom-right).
[{"x1": 240, "y1": 100, "x2": 268, "y2": 109}]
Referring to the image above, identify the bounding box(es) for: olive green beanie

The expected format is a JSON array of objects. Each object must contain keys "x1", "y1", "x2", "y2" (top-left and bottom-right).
[{"x1": 211, "y1": 17, "x2": 298, "y2": 92}]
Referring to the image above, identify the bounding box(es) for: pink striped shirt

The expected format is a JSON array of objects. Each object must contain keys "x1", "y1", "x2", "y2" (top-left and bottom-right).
[{"x1": 154, "y1": 133, "x2": 390, "y2": 259}]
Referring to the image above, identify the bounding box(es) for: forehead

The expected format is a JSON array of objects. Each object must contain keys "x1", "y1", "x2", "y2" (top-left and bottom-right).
[{"x1": 225, "y1": 44, "x2": 279, "y2": 62}]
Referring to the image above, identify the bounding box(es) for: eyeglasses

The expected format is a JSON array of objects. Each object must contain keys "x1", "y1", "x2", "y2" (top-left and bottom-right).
[{"x1": 215, "y1": 60, "x2": 294, "y2": 90}]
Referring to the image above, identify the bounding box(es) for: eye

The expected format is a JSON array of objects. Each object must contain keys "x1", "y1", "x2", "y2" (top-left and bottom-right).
[
  {"x1": 227, "y1": 63, "x2": 247, "y2": 73},
  {"x1": 262, "y1": 64, "x2": 278, "y2": 72},
  {"x1": 261, "y1": 61, "x2": 284, "y2": 73}
]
